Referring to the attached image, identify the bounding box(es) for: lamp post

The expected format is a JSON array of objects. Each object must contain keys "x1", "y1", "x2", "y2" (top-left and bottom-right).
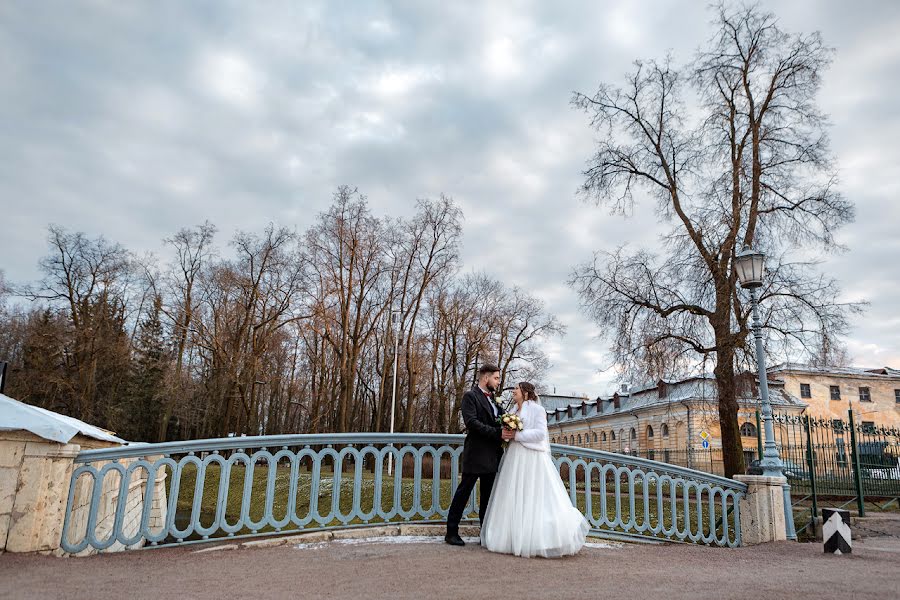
[
  {"x1": 734, "y1": 245, "x2": 784, "y2": 479},
  {"x1": 388, "y1": 308, "x2": 401, "y2": 477}
]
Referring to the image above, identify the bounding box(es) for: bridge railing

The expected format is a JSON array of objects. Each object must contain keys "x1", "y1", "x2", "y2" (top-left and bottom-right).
[{"x1": 60, "y1": 433, "x2": 746, "y2": 554}]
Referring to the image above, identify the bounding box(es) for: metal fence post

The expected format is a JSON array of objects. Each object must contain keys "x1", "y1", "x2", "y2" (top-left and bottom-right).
[
  {"x1": 847, "y1": 409, "x2": 866, "y2": 517},
  {"x1": 804, "y1": 415, "x2": 819, "y2": 530}
]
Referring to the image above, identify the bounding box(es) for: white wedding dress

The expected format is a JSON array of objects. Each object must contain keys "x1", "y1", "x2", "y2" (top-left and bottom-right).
[{"x1": 481, "y1": 400, "x2": 589, "y2": 558}]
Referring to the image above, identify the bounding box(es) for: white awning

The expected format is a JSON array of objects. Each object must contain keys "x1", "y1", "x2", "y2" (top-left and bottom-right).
[{"x1": 0, "y1": 393, "x2": 125, "y2": 445}]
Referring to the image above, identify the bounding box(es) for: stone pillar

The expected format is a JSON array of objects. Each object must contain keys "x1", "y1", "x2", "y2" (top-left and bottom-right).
[
  {"x1": 0, "y1": 432, "x2": 81, "y2": 553},
  {"x1": 734, "y1": 474, "x2": 788, "y2": 545}
]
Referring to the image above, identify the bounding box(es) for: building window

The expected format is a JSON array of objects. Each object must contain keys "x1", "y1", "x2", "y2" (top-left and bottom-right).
[
  {"x1": 861, "y1": 421, "x2": 876, "y2": 434},
  {"x1": 831, "y1": 419, "x2": 844, "y2": 433},
  {"x1": 895, "y1": 389, "x2": 900, "y2": 404},
  {"x1": 577, "y1": 434, "x2": 582, "y2": 444},
  {"x1": 859, "y1": 387, "x2": 871, "y2": 402},
  {"x1": 630, "y1": 428, "x2": 637, "y2": 440},
  {"x1": 830, "y1": 386, "x2": 841, "y2": 401},
  {"x1": 647, "y1": 425, "x2": 654, "y2": 439},
  {"x1": 661, "y1": 423, "x2": 669, "y2": 437},
  {"x1": 610, "y1": 431, "x2": 616, "y2": 441},
  {"x1": 592, "y1": 432, "x2": 598, "y2": 443},
  {"x1": 800, "y1": 383, "x2": 811, "y2": 398},
  {"x1": 601, "y1": 431, "x2": 607, "y2": 442},
  {"x1": 740, "y1": 422, "x2": 757, "y2": 437}
]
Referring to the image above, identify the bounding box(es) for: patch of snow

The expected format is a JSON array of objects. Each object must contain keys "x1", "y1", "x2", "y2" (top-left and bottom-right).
[{"x1": 583, "y1": 541, "x2": 622, "y2": 549}]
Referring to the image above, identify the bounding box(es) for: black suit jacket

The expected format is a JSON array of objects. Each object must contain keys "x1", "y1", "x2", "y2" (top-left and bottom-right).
[{"x1": 460, "y1": 384, "x2": 503, "y2": 474}]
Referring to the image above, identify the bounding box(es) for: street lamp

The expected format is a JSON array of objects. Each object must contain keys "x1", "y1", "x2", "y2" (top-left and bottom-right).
[
  {"x1": 735, "y1": 245, "x2": 783, "y2": 478},
  {"x1": 388, "y1": 307, "x2": 401, "y2": 476}
]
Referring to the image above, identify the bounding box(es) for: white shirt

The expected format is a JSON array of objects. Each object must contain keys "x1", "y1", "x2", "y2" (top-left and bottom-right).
[{"x1": 479, "y1": 386, "x2": 499, "y2": 418}]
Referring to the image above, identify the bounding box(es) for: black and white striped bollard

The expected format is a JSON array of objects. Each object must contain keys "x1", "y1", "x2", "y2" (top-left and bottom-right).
[{"x1": 822, "y1": 508, "x2": 851, "y2": 554}]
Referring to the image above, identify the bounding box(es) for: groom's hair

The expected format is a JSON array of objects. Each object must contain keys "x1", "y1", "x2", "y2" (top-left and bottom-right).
[{"x1": 478, "y1": 364, "x2": 500, "y2": 377}]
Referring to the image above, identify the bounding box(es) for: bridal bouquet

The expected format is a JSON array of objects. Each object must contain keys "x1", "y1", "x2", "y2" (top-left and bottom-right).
[
  {"x1": 498, "y1": 413, "x2": 523, "y2": 448},
  {"x1": 500, "y1": 413, "x2": 524, "y2": 431}
]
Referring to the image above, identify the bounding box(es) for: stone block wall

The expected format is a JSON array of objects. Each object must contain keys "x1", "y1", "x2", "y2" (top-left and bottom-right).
[
  {"x1": 0, "y1": 431, "x2": 79, "y2": 553},
  {"x1": 0, "y1": 430, "x2": 167, "y2": 556}
]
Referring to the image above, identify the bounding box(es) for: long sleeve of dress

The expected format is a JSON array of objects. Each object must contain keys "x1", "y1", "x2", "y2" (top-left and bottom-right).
[{"x1": 515, "y1": 402, "x2": 550, "y2": 452}]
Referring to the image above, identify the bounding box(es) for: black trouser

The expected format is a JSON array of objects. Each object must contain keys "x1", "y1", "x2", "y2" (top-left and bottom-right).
[{"x1": 446, "y1": 472, "x2": 495, "y2": 534}]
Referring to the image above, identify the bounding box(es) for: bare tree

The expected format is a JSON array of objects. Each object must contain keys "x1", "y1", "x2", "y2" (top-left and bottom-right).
[
  {"x1": 23, "y1": 226, "x2": 135, "y2": 426},
  {"x1": 389, "y1": 196, "x2": 462, "y2": 432},
  {"x1": 303, "y1": 187, "x2": 390, "y2": 432},
  {"x1": 570, "y1": 3, "x2": 860, "y2": 477},
  {"x1": 494, "y1": 286, "x2": 565, "y2": 392},
  {"x1": 157, "y1": 221, "x2": 216, "y2": 441}
]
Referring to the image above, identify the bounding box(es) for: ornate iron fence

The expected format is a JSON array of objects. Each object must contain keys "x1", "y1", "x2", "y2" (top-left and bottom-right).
[
  {"x1": 768, "y1": 411, "x2": 900, "y2": 536},
  {"x1": 60, "y1": 433, "x2": 746, "y2": 553}
]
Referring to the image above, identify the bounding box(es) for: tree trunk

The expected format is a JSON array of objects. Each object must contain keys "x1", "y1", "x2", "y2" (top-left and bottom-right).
[{"x1": 713, "y1": 341, "x2": 745, "y2": 478}]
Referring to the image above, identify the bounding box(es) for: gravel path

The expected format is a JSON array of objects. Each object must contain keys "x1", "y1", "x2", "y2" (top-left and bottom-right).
[{"x1": 2, "y1": 520, "x2": 898, "y2": 600}]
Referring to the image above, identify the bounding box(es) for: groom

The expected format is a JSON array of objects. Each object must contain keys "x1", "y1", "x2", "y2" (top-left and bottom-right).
[{"x1": 445, "y1": 363, "x2": 515, "y2": 546}]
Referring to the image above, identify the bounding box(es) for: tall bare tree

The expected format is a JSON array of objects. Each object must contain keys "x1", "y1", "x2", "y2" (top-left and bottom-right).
[
  {"x1": 303, "y1": 187, "x2": 390, "y2": 432},
  {"x1": 570, "y1": 3, "x2": 859, "y2": 477},
  {"x1": 157, "y1": 221, "x2": 216, "y2": 441},
  {"x1": 22, "y1": 226, "x2": 135, "y2": 428}
]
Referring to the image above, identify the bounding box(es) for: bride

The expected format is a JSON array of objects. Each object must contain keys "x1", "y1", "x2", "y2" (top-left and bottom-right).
[{"x1": 481, "y1": 382, "x2": 589, "y2": 558}]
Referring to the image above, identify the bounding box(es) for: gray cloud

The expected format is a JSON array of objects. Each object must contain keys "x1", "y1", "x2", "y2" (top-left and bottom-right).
[{"x1": 2, "y1": 0, "x2": 899, "y2": 396}]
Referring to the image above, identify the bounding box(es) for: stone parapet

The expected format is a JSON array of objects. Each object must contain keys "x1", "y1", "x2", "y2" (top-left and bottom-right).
[
  {"x1": 734, "y1": 474, "x2": 787, "y2": 545},
  {"x1": 1, "y1": 430, "x2": 168, "y2": 556},
  {"x1": 1, "y1": 431, "x2": 81, "y2": 553}
]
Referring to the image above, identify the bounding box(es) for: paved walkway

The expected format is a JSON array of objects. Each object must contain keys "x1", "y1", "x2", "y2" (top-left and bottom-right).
[{"x1": 2, "y1": 518, "x2": 898, "y2": 600}]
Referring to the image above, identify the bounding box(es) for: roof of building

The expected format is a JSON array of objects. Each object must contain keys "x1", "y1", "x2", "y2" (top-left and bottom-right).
[
  {"x1": 538, "y1": 393, "x2": 593, "y2": 411},
  {"x1": 0, "y1": 393, "x2": 125, "y2": 445},
  {"x1": 768, "y1": 363, "x2": 900, "y2": 379},
  {"x1": 546, "y1": 375, "x2": 805, "y2": 426}
]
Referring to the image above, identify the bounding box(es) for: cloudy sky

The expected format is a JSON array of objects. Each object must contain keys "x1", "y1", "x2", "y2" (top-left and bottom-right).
[{"x1": 2, "y1": 0, "x2": 899, "y2": 397}]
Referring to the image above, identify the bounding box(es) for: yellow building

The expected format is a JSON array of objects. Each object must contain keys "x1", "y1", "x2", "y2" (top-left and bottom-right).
[
  {"x1": 768, "y1": 364, "x2": 900, "y2": 429},
  {"x1": 546, "y1": 375, "x2": 807, "y2": 475}
]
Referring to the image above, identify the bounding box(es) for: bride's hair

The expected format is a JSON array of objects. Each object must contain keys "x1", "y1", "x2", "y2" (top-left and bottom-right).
[{"x1": 518, "y1": 382, "x2": 539, "y2": 402}]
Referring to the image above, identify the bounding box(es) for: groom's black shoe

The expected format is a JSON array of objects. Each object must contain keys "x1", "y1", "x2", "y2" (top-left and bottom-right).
[{"x1": 444, "y1": 532, "x2": 465, "y2": 546}]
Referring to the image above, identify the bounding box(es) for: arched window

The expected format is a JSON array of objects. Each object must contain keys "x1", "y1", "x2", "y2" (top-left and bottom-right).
[
  {"x1": 630, "y1": 428, "x2": 637, "y2": 440},
  {"x1": 611, "y1": 431, "x2": 616, "y2": 441},
  {"x1": 592, "y1": 432, "x2": 598, "y2": 443},
  {"x1": 576, "y1": 434, "x2": 582, "y2": 444},
  {"x1": 740, "y1": 422, "x2": 757, "y2": 437},
  {"x1": 662, "y1": 423, "x2": 670, "y2": 437},
  {"x1": 647, "y1": 425, "x2": 654, "y2": 439},
  {"x1": 601, "y1": 431, "x2": 607, "y2": 442}
]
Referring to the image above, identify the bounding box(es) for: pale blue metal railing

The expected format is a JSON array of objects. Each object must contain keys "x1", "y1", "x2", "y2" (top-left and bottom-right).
[{"x1": 60, "y1": 433, "x2": 746, "y2": 553}]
